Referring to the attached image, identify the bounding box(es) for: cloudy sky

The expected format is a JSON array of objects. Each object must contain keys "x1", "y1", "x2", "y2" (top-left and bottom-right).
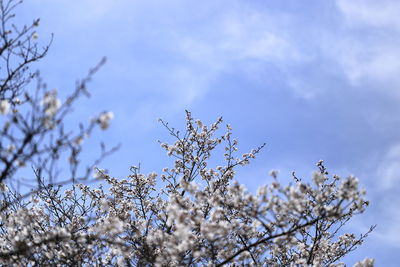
[{"x1": 18, "y1": 0, "x2": 400, "y2": 265}]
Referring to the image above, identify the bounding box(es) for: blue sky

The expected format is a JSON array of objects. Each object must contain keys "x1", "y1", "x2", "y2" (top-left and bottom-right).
[{"x1": 18, "y1": 0, "x2": 400, "y2": 265}]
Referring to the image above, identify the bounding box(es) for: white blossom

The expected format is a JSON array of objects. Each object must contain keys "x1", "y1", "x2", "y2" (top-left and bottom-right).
[
  {"x1": 42, "y1": 90, "x2": 61, "y2": 116},
  {"x1": 97, "y1": 111, "x2": 114, "y2": 130},
  {"x1": 0, "y1": 99, "x2": 10, "y2": 114},
  {"x1": 354, "y1": 258, "x2": 375, "y2": 267},
  {"x1": 269, "y1": 169, "x2": 279, "y2": 178},
  {"x1": 0, "y1": 182, "x2": 8, "y2": 192}
]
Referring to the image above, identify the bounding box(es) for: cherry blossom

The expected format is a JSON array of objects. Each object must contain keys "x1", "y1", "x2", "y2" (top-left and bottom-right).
[{"x1": 0, "y1": 0, "x2": 375, "y2": 266}]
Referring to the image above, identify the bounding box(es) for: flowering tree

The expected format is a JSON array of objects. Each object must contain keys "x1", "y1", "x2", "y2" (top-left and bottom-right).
[{"x1": 0, "y1": 0, "x2": 375, "y2": 266}]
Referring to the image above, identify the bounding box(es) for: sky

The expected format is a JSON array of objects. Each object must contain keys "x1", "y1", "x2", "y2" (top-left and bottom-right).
[{"x1": 16, "y1": 0, "x2": 400, "y2": 265}]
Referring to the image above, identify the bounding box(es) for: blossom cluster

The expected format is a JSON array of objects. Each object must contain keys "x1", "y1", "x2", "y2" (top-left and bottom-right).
[
  {"x1": 0, "y1": 100, "x2": 9, "y2": 115},
  {"x1": 0, "y1": 112, "x2": 374, "y2": 266},
  {"x1": 95, "y1": 111, "x2": 114, "y2": 130}
]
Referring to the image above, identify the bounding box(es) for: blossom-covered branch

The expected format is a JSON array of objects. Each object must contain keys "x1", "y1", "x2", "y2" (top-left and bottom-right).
[{"x1": 0, "y1": 0, "x2": 374, "y2": 266}]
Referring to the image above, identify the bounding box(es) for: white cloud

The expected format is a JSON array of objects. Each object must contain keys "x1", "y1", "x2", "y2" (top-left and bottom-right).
[
  {"x1": 332, "y1": 1, "x2": 400, "y2": 88},
  {"x1": 333, "y1": 40, "x2": 400, "y2": 86},
  {"x1": 25, "y1": 0, "x2": 400, "y2": 106},
  {"x1": 370, "y1": 198, "x2": 400, "y2": 248},
  {"x1": 337, "y1": 0, "x2": 400, "y2": 30},
  {"x1": 375, "y1": 144, "x2": 400, "y2": 191},
  {"x1": 217, "y1": 12, "x2": 304, "y2": 63},
  {"x1": 287, "y1": 79, "x2": 317, "y2": 100},
  {"x1": 170, "y1": 8, "x2": 307, "y2": 101},
  {"x1": 28, "y1": 0, "x2": 307, "y2": 106}
]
